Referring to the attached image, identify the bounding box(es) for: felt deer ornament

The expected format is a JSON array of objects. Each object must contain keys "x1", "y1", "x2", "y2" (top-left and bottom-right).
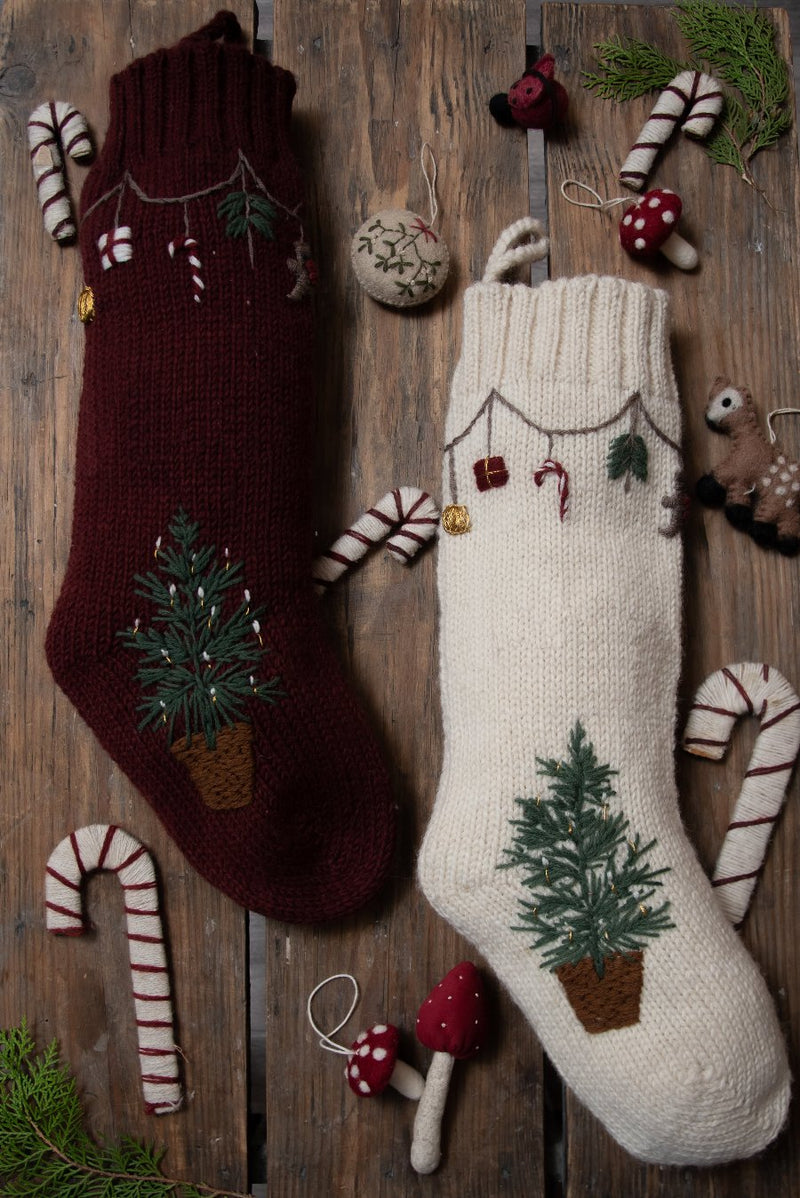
[{"x1": 696, "y1": 377, "x2": 800, "y2": 555}]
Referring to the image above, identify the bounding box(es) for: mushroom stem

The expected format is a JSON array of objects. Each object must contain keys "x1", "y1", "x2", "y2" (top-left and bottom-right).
[
  {"x1": 660, "y1": 231, "x2": 698, "y2": 270},
  {"x1": 391, "y1": 1059, "x2": 425, "y2": 1100},
  {"x1": 410, "y1": 1050, "x2": 455, "y2": 1174}
]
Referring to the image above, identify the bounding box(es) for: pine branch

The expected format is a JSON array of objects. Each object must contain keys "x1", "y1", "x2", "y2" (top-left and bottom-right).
[
  {"x1": 583, "y1": 1, "x2": 792, "y2": 187},
  {"x1": 0, "y1": 1024, "x2": 249, "y2": 1197}
]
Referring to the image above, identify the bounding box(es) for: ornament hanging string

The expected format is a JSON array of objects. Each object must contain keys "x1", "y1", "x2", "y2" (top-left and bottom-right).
[
  {"x1": 560, "y1": 179, "x2": 631, "y2": 214},
  {"x1": 307, "y1": 973, "x2": 360, "y2": 1056},
  {"x1": 420, "y1": 141, "x2": 439, "y2": 231},
  {"x1": 766, "y1": 408, "x2": 800, "y2": 444}
]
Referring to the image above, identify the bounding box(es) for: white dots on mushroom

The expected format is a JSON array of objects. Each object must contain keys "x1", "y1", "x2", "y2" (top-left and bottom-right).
[{"x1": 618, "y1": 187, "x2": 698, "y2": 270}]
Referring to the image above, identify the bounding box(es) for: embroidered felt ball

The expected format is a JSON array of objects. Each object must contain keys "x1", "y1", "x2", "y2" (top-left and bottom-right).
[{"x1": 350, "y1": 208, "x2": 450, "y2": 308}]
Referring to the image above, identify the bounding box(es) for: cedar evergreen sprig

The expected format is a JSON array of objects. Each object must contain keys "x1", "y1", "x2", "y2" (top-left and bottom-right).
[
  {"x1": 500, "y1": 723, "x2": 674, "y2": 978},
  {"x1": 0, "y1": 1022, "x2": 250, "y2": 1197},
  {"x1": 119, "y1": 509, "x2": 281, "y2": 751},
  {"x1": 583, "y1": 1, "x2": 792, "y2": 187}
]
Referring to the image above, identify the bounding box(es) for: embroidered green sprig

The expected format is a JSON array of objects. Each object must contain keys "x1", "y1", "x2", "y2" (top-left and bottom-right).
[
  {"x1": 607, "y1": 432, "x2": 648, "y2": 488},
  {"x1": 0, "y1": 1022, "x2": 247, "y2": 1197},
  {"x1": 119, "y1": 509, "x2": 282, "y2": 751},
  {"x1": 500, "y1": 722, "x2": 674, "y2": 978},
  {"x1": 217, "y1": 191, "x2": 276, "y2": 240},
  {"x1": 583, "y1": 0, "x2": 791, "y2": 188}
]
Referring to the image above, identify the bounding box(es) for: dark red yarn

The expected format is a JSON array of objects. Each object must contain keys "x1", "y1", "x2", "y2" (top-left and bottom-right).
[{"x1": 45, "y1": 14, "x2": 396, "y2": 923}]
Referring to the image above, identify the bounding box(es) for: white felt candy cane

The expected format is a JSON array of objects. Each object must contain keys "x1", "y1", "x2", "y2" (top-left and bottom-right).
[
  {"x1": 682, "y1": 663, "x2": 800, "y2": 928},
  {"x1": 46, "y1": 824, "x2": 183, "y2": 1115},
  {"x1": 619, "y1": 70, "x2": 723, "y2": 192},
  {"x1": 28, "y1": 100, "x2": 93, "y2": 241},
  {"x1": 312, "y1": 487, "x2": 439, "y2": 593}
]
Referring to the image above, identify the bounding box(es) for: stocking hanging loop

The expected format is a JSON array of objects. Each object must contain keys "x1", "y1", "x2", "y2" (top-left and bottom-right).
[
  {"x1": 482, "y1": 216, "x2": 549, "y2": 284},
  {"x1": 182, "y1": 10, "x2": 243, "y2": 44}
]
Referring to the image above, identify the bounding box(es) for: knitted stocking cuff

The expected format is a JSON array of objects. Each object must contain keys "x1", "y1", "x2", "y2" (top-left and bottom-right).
[{"x1": 82, "y1": 10, "x2": 298, "y2": 203}]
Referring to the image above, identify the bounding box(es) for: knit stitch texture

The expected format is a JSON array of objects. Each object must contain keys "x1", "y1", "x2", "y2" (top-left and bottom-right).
[
  {"x1": 45, "y1": 13, "x2": 396, "y2": 922},
  {"x1": 418, "y1": 220, "x2": 790, "y2": 1164}
]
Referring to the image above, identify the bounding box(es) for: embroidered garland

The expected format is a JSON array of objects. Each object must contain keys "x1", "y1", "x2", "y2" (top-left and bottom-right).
[
  {"x1": 442, "y1": 388, "x2": 681, "y2": 534},
  {"x1": 81, "y1": 150, "x2": 311, "y2": 297}
]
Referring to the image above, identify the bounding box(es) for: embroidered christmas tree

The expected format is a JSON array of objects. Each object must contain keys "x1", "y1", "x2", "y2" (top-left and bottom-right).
[
  {"x1": 500, "y1": 722, "x2": 674, "y2": 1032},
  {"x1": 119, "y1": 509, "x2": 282, "y2": 810}
]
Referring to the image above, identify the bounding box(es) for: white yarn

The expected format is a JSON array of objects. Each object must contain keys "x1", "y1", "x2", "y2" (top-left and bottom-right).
[
  {"x1": 306, "y1": 974, "x2": 360, "y2": 1055},
  {"x1": 417, "y1": 221, "x2": 789, "y2": 1166},
  {"x1": 683, "y1": 663, "x2": 800, "y2": 927},
  {"x1": 98, "y1": 227, "x2": 133, "y2": 270},
  {"x1": 28, "y1": 101, "x2": 92, "y2": 241},
  {"x1": 619, "y1": 70, "x2": 723, "y2": 192},
  {"x1": 312, "y1": 487, "x2": 439, "y2": 593},
  {"x1": 45, "y1": 824, "x2": 182, "y2": 1115}
]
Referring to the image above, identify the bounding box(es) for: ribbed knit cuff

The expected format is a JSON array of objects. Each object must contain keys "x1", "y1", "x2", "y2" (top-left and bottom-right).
[
  {"x1": 448, "y1": 274, "x2": 681, "y2": 448},
  {"x1": 83, "y1": 11, "x2": 297, "y2": 203}
]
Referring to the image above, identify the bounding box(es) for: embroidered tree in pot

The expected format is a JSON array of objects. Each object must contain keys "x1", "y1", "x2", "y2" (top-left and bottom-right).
[
  {"x1": 119, "y1": 509, "x2": 282, "y2": 811},
  {"x1": 500, "y1": 722, "x2": 674, "y2": 1033}
]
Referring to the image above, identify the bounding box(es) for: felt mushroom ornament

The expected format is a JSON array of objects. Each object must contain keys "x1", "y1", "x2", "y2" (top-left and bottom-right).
[
  {"x1": 410, "y1": 961, "x2": 489, "y2": 1174},
  {"x1": 345, "y1": 1023, "x2": 424, "y2": 1099},
  {"x1": 619, "y1": 188, "x2": 698, "y2": 270},
  {"x1": 307, "y1": 973, "x2": 424, "y2": 1104}
]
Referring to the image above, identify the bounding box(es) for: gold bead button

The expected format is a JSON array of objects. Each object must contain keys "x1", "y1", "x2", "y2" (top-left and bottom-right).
[
  {"x1": 78, "y1": 285, "x2": 95, "y2": 324},
  {"x1": 442, "y1": 504, "x2": 471, "y2": 536}
]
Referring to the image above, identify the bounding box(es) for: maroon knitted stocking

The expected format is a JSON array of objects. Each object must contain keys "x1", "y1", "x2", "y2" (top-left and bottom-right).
[{"x1": 45, "y1": 12, "x2": 396, "y2": 922}]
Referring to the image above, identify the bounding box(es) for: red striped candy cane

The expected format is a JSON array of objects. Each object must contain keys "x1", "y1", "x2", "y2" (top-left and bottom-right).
[
  {"x1": 312, "y1": 487, "x2": 439, "y2": 593},
  {"x1": 533, "y1": 459, "x2": 570, "y2": 521},
  {"x1": 619, "y1": 70, "x2": 723, "y2": 192},
  {"x1": 28, "y1": 100, "x2": 92, "y2": 241},
  {"x1": 682, "y1": 663, "x2": 800, "y2": 928},
  {"x1": 45, "y1": 824, "x2": 182, "y2": 1115},
  {"x1": 168, "y1": 236, "x2": 204, "y2": 303}
]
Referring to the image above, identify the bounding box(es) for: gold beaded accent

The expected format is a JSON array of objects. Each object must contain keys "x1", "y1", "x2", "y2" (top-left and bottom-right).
[
  {"x1": 78, "y1": 285, "x2": 95, "y2": 324},
  {"x1": 442, "y1": 503, "x2": 471, "y2": 535}
]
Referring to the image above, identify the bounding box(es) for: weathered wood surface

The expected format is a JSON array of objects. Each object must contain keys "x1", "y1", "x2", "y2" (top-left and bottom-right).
[
  {"x1": 3, "y1": 1, "x2": 800, "y2": 1195},
  {"x1": 0, "y1": 2, "x2": 249, "y2": 1192},
  {"x1": 543, "y1": 4, "x2": 800, "y2": 1196}
]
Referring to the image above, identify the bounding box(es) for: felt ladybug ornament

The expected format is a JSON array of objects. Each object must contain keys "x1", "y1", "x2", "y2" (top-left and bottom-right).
[{"x1": 489, "y1": 53, "x2": 569, "y2": 132}]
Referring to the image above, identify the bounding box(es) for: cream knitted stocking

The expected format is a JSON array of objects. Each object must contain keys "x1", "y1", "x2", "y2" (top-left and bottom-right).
[{"x1": 418, "y1": 219, "x2": 790, "y2": 1166}]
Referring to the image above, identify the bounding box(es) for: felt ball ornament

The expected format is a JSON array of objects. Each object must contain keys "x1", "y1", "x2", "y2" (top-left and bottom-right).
[{"x1": 350, "y1": 144, "x2": 449, "y2": 309}]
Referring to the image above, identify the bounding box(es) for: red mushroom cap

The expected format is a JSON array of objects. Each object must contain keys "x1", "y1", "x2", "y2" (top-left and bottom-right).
[
  {"x1": 619, "y1": 188, "x2": 682, "y2": 258},
  {"x1": 415, "y1": 961, "x2": 488, "y2": 1060},
  {"x1": 345, "y1": 1023, "x2": 399, "y2": 1096}
]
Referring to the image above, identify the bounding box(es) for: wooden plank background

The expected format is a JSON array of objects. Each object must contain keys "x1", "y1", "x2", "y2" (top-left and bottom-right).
[{"x1": 1, "y1": 1, "x2": 800, "y2": 1196}]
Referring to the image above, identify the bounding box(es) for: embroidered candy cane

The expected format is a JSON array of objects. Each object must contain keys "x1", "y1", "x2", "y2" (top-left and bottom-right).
[
  {"x1": 312, "y1": 487, "x2": 439, "y2": 593},
  {"x1": 45, "y1": 824, "x2": 183, "y2": 1115},
  {"x1": 533, "y1": 459, "x2": 570, "y2": 521},
  {"x1": 168, "y1": 236, "x2": 204, "y2": 303},
  {"x1": 682, "y1": 663, "x2": 800, "y2": 928},
  {"x1": 28, "y1": 100, "x2": 92, "y2": 241},
  {"x1": 619, "y1": 70, "x2": 723, "y2": 192},
  {"x1": 98, "y1": 226, "x2": 133, "y2": 270}
]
